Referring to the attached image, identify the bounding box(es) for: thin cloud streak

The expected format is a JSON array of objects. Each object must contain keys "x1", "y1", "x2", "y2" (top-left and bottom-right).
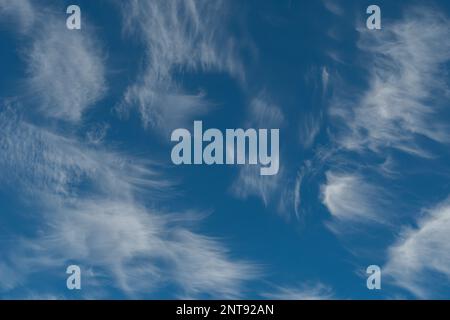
[{"x1": 262, "y1": 283, "x2": 334, "y2": 300}]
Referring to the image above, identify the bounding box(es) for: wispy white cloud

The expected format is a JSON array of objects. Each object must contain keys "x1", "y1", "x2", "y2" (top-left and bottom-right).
[
  {"x1": 318, "y1": 7, "x2": 450, "y2": 245},
  {"x1": 117, "y1": 0, "x2": 244, "y2": 133},
  {"x1": 384, "y1": 198, "x2": 450, "y2": 298},
  {"x1": 0, "y1": 1, "x2": 258, "y2": 298},
  {"x1": 0, "y1": 0, "x2": 35, "y2": 32},
  {"x1": 322, "y1": 0, "x2": 344, "y2": 16},
  {"x1": 28, "y1": 200, "x2": 256, "y2": 298},
  {"x1": 0, "y1": 107, "x2": 162, "y2": 200},
  {"x1": 1, "y1": 0, "x2": 107, "y2": 122},
  {"x1": 232, "y1": 165, "x2": 282, "y2": 207},
  {"x1": 299, "y1": 114, "x2": 322, "y2": 149},
  {"x1": 299, "y1": 66, "x2": 327, "y2": 148},
  {"x1": 321, "y1": 171, "x2": 387, "y2": 233},
  {"x1": 0, "y1": 105, "x2": 256, "y2": 297},
  {"x1": 330, "y1": 8, "x2": 450, "y2": 156},
  {"x1": 168, "y1": 230, "x2": 259, "y2": 298},
  {"x1": 26, "y1": 17, "x2": 106, "y2": 122},
  {"x1": 262, "y1": 283, "x2": 334, "y2": 300},
  {"x1": 321, "y1": 66, "x2": 330, "y2": 95},
  {"x1": 315, "y1": 8, "x2": 450, "y2": 293},
  {"x1": 122, "y1": 0, "x2": 242, "y2": 77},
  {"x1": 293, "y1": 169, "x2": 303, "y2": 219},
  {"x1": 0, "y1": 107, "x2": 257, "y2": 298}
]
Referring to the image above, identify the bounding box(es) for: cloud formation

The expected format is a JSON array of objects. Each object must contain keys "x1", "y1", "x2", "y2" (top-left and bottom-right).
[
  {"x1": 385, "y1": 199, "x2": 450, "y2": 298},
  {"x1": 1, "y1": 0, "x2": 106, "y2": 122},
  {"x1": 321, "y1": 172, "x2": 381, "y2": 224},
  {"x1": 118, "y1": 0, "x2": 244, "y2": 133},
  {"x1": 321, "y1": 6, "x2": 450, "y2": 296},
  {"x1": 26, "y1": 18, "x2": 106, "y2": 122},
  {"x1": 262, "y1": 283, "x2": 334, "y2": 300},
  {"x1": 0, "y1": 0, "x2": 35, "y2": 32},
  {"x1": 0, "y1": 108, "x2": 257, "y2": 298},
  {"x1": 330, "y1": 8, "x2": 450, "y2": 156},
  {"x1": 0, "y1": 0, "x2": 258, "y2": 298}
]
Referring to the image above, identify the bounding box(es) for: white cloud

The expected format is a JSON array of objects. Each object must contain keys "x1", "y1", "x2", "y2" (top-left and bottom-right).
[
  {"x1": 26, "y1": 19, "x2": 106, "y2": 122},
  {"x1": 322, "y1": 0, "x2": 344, "y2": 16},
  {"x1": 0, "y1": 1, "x2": 258, "y2": 298},
  {"x1": 246, "y1": 96, "x2": 284, "y2": 128},
  {"x1": 384, "y1": 198, "x2": 450, "y2": 298},
  {"x1": 0, "y1": 107, "x2": 161, "y2": 200},
  {"x1": 168, "y1": 230, "x2": 259, "y2": 298},
  {"x1": 321, "y1": 66, "x2": 329, "y2": 94},
  {"x1": 299, "y1": 114, "x2": 322, "y2": 148},
  {"x1": 293, "y1": 170, "x2": 303, "y2": 219},
  {"x1": 121, "y1": 86, "x2": 211, "y2": 134},
  {"x1": 0, "y1": 108, "x2": 257, "y2": 298},
  {"x1": 0, "y1": 1, "x2": 106, "y2": 122},
  {"x1": 299, "y1": 66, "x2": 326, "y2": 148},
  {"x1": 232, "y1": 165, "x2": 282, "y2": 207},
  {"x1": 321, "y1": 172, "x2": 386, "y2": 233},
  {"x1": 27, "y1": 200, "x2": 257, "y2": 298},
  {"x1": 319, "y1": 7, "x2": 450, "y2": 245},
  {"x1": 0, "y1": 0, "x2": 35, "y2": 32},
  {"x1": 262, "y1": 283, "x2": 334, "y2": 300},
  {"x1": 118, "y1": 0, "x2": 244, "y2": 133},
  {"x1": 330, "y1": 8, "x2": 450, "y2": 156}
]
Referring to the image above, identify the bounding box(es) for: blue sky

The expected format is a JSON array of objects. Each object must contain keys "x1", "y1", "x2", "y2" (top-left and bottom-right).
[{"x1": 1, "y1": 0, "x2": 450, "y2": 299}]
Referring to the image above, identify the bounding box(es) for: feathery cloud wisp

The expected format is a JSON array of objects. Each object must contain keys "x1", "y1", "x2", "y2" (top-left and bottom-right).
[
  {"x1": 385, "y1": 198, "x2": 450, "y2": 298},
  {"x1": 320, "y1": 171, "x2": 387, "y2": 233},
  {"x1": 0, "y1": 0, "x2": 34, "y2": 32},
  {"x1": 118, "y1": 0, "x2": 244, "y2": 133},
  {"x1": 330, "y1": 8, "x2": 450, "y2": 156},
  {"x1": 262, "y1": 283, "x2": 334, "y2": 300},
  {"x1": 0, "y1": 107, "x2": 258, "y2": 298},
  {"x1": 26, "y1": 18, "x2": 106, "y2": 122}
]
